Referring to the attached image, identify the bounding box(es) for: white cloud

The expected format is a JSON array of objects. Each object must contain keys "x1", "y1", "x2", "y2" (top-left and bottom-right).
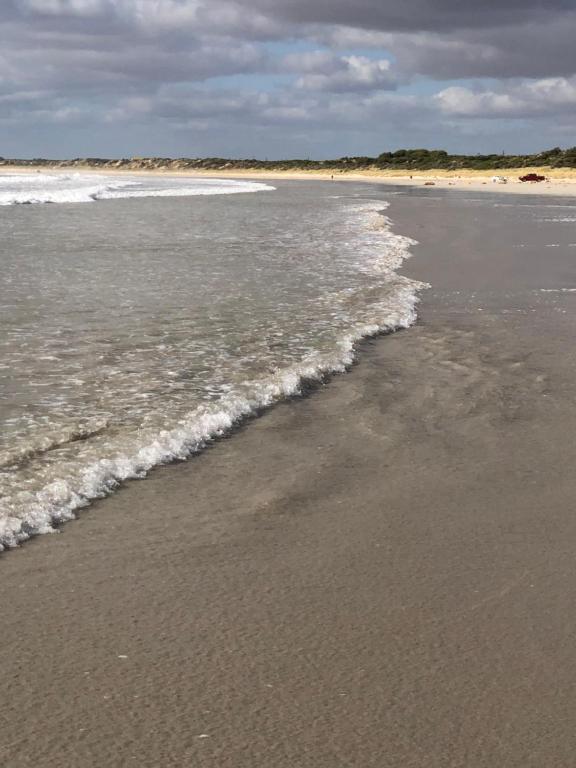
[
  {"x1": 282, "y1": 52, "x2": 397, "y2": 92},
  {"x1": 299, "y1": 55, "x2": 395, "y2": 92},
  {"x1": 436, "y1": 77, "x2": 576, "y2": 118}
]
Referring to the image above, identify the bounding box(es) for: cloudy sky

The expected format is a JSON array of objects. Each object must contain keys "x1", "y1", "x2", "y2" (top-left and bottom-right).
[{"x1": 1, "y1": 0, "x2": 575, "y2": 158}]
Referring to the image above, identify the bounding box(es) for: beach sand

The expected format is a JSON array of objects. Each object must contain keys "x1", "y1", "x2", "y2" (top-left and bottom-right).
[
  {"x1": 5, "y1": 163, "x2": 576, "y2": 197},
  {"x1": 175, "y1": 166, "x2": 576, "y2": 197},
  {"x1": 3, "y1": 188, "x2": 576, "y2": 766}
]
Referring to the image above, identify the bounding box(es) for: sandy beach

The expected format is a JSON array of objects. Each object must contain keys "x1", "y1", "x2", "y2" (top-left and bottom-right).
[
  {"x1": 3, "y1": 185, "x2": 576, "y2": 766},
  {"x1": 5, "y1": 163, "x2": 576, "y2": 198},
  {"x1": 179, "y1": 166, "x2": 576, "y2": 197}
]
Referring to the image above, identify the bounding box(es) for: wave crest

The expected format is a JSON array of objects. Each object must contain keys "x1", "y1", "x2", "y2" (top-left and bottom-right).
[{"x1": 0, "y1": 173, "x2": 275, "y2": 205}]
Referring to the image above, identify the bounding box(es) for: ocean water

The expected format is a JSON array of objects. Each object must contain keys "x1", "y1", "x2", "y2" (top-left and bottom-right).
[{"x1": 0, "y1": 172, "x2": 424, "y2": 549}]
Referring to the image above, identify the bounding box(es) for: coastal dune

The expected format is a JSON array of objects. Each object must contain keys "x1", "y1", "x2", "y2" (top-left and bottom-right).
[{"x1": 2, "y1": 187, "x2": 576, "y2": 766}]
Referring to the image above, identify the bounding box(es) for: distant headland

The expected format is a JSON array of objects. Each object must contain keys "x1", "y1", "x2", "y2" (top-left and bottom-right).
[{"x1": 2, "y1": 146, "x2": 576, "y2": 173}]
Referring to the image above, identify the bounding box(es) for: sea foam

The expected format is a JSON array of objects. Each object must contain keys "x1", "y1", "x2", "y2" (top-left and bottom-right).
[{"x1": 0, "y1": 172, "x2": 275, "y2": 205}]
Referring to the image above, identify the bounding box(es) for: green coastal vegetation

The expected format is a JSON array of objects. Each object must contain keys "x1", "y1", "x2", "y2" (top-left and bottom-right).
[{"x1": 1, "y1": 146, "x2": 576, "y2": 171}]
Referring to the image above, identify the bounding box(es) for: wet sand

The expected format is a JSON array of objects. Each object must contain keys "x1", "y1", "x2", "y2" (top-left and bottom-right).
[{"x1": 3, "y1": 189, "x2": 576, "y2": 766}]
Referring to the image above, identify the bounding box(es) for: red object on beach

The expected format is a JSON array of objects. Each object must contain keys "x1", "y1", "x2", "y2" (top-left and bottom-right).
[{"x1": 519, "y1": 173, "x2": 546, "y2": 182}]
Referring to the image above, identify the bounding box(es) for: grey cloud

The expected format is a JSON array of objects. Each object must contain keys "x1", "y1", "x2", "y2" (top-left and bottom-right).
[
  {"x1": 4, "y1": 0, "x2": 576, "y2": 88},
  {"x1": 16, "y1": 0, "x2": 110, "y2": 15},
  {"x1": 0, "y1": 88, "x2": 92, "y2": 125},
  {"x1": 382, "y1": 15, "x2": 576, "y2": 79},
  {"x1": 0, "y1": 14, "x2": 270, "y2": 95},
  {"x1": 1, "y1": 0, "x2": 576, "y2": 158},
  {"x1": 245, "y1": 0, "x2": 573, "y2": 33},
  {"x1": 8, "y1": 0, "x2": 288, "y2": 39},
  {"x1": 108, "y1": 82, "x2": 429, "y2": 131},
  {"x1": 298, "y1": 3, "x2": 576, "y2": 80}
]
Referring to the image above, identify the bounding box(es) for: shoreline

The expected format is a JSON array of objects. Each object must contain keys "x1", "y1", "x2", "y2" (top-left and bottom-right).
[
  {"x1": 4, "y1": 163, "x2": 576, "y2": 197},
  {"x1": 3, "y1": 187, "x2": 576, "y2": 766},
  {"x1": 0, "y1": 186, "x2": 420, "y2": 552}
]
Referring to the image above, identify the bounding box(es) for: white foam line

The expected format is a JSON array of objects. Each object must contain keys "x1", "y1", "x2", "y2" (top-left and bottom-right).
[
  {"x1": 539, "y1": 288, "x2": 576, "y2": 293},
  {"x1": 0, "y1": 173, "x2": 275, "y2": 205}
]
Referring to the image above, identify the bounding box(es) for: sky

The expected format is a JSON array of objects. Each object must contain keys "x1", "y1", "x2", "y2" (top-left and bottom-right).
[{"x1": 1, "y1": 0, "x2": 576, "y2": 159}]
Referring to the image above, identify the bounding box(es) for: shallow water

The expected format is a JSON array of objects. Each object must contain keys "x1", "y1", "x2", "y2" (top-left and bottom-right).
[{"x1": 0, "y1": 174, "x2": 424, "y2": 548}]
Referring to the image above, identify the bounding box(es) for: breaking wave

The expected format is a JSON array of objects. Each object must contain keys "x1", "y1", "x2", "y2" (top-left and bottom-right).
[
  {"x1": 0, "y1": 197, "x2": 425, "y2": 551},
  {"x1": 0, "y1": 172, "x2": 275, "y2": 205}
]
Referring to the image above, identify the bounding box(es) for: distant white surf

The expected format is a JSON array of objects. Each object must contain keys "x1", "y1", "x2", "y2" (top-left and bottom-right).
[{"x1": 0, "y1": 172, "x2": 275, "y2": 205}]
